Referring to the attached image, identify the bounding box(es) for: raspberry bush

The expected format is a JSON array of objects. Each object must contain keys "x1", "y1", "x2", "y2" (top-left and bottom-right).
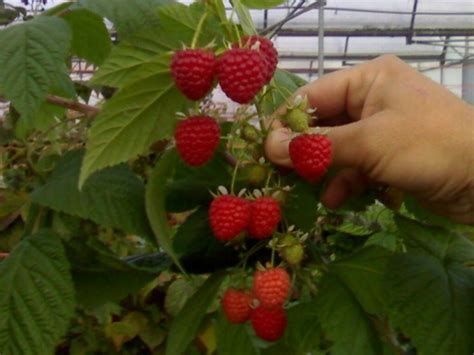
[{"x1": 0, "y1": 0, "x2": 472, "y2": 354}]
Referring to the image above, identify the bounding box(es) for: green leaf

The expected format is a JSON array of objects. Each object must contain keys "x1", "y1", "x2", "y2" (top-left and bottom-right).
[
  {"x1": 73, "y1": 270, "x2": 155, "y2": 309},
  {"x1": 317, "y1": 273, "x2": 384, "y2": 355},
  {"x1": 283, "y1": 302, "x2": 322, "y2": 354},
  {"x1": 0, "y1": 231, "x2": 75, "y2": 354},
  {"x1": 386, "y1": 216, "x2": 474, "y2": 355},
  {"x1": 145, "y1": 149, "x2": 183, "y2": 270},
  {"x1": 91, "y1": 3, "x2": 224, "y2": 88},
  {"x1": 232, "y1": 0, "x2": 256, "y2": 35},
  {"x1": 364, "y1": 232, "x2": 397, "y2": 251},
  {"x1": 165, "y1": 155, "x2": 231, "y2": 212},
  {"x1": 78, "y1": 0, "x2": 172, "y2": 37},
  {"x1": 262, "y1": 70, "x2": 307, "y2": 116},
  {"x1": 165, "y1": 272, "x2": 226, "y2": 355},
  {"x1": 329, "y1": 246, "x2": 392, "y2": 315},
  {"x1": 386, "y1": 253, "x2": 474, "y2": 355},
  {"x1": 0, "y1": 16, "x2": 71, "y2": 122},
  {"x1": 216, "y1": 313, "x2": 258, "y2": 355},
  {"x1": 173, "y1": 208, "x2": 239, "y2": 273},
  {"x1": 283, "y1": 180, "x2": 321, "y2": 232},
  {"x1": 79, "y1": 72, "x2": 192, "y2": 187},
  {"x1": 164, "y1": 278, "x2": 200, "y2": 316},
  {"x1": 395, "y1": 215, "x2": 474, "y2": 263},
  {"x1": 241, "y1": 0, "x2": 286, "y2": 9},
  {"x1": 65, "y1": 236, "x2": 171, "y2": 309},
  {"x1": 63, "y1": 9, "x2": 111, "y2": 65},
  {"x1": 31, "y1": 150, "x2": 154, "y2": 242}
]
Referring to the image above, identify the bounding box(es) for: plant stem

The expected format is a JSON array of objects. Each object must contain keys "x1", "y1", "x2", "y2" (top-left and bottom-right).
[
  {"x1": 191, "y1": 13, "x2": 209, "y2": 49},
  {"x1": 46, "y1": 95, "x2": 100, "y2": 117},
  {"x1": 230, "y1": 159, "x2": 241, "y2": 194}
]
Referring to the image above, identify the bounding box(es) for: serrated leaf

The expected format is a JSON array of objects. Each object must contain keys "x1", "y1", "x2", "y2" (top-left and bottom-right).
[
  {"x1": 79, "y1": 72, "x2": 192, "y2": 187},
  {"x1": 173, "y1": 208, "x2": 239, "y2": 273},
  {"x1": 364, "y1": 232, "x2": 397, "y2": 251},
  {"x1": 31, "y1": 150, "x2": 154, "y2": 242},
  {"x1": 317, "y1": 273, "x2": 383, "y2": 355},
  {"x1": 165, "y1": 272, "x2": 226, "y2": 355},
  {"x1": 145, "y1": 149, "x2": 183, "y2": 270},
  {"x1": 0, "y1": 16, "x2": 71, "y2": 122},
  {"x1": 78, "y1": 0, "x2": 172, "y2": 37},
  {"x1": 63, "y1": 9, "x2": 111, "y2": 65},
  {"x1": 386, "y1": 252, "x2": 474, "y2": 355},
  {"x1": 0, "y1": 231, "x2": 75, "y2": 354},
  {"x1": 241, "y1": 0, "x2": 286, "y2": 9},
  {"x1": 91, "y1": 3, "x2": 224, "y2": 88},
  {"x1": 216, "y1": 313, "x2": 258, "y2": 355}
]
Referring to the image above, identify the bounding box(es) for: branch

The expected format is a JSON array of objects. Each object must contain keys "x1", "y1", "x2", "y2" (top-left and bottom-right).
[
  {"x1": 45, "y1": 95, "x2": 100, "y2": 118},
  {"x1": 260, "y1": 0, "x2": 325, "y2": 37},
  {"x1": 0, "y1": 253, "x2": 9, "y2": 259}
]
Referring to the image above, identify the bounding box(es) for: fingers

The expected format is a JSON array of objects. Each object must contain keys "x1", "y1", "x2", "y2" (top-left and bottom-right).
[
  {"x1": 264, "y1": 127, "x2": 293, "y2": 168},
  {"x1": 321, "y1": 169, "x2": 368, "y2": 209}
]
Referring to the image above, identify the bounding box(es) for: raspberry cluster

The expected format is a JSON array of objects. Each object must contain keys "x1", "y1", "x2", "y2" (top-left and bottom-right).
[
  {"x1": 209, "y1": 195, "x2": 281, "y2": 241},
  {"x1": 221, "y1": 267, "x2": 290, "y2": 342}
]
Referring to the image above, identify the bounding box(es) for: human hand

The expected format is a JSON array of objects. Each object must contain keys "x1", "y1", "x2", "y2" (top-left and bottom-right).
[{"x1": 265, "y1": 55, "x2": 474, "y2": 224}]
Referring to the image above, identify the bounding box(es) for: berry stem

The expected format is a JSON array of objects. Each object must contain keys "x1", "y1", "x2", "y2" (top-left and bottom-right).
[
  {"x1": 230, "y1": 159, "x2": 241, "y2": 195},
  {"x1": 191, "y1": 13, "x2": 209, "y2": 49}
]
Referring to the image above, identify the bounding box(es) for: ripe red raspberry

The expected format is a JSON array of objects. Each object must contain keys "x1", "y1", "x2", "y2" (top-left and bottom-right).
[
  {"x1": 253, "y1": 267, "x2": 290, "y2": 309},
  {"x1": 216, "y1": 48, "x2": 267, "y2": 104},
  {"x1": 209, "y1": 195, "x2": 251, "y2": 241},
  {"x1": 248, "y1": 197, "x2": 281, "y2": 239},
  {"x1": 221, "y1": 288, "x2": 252, "y2": 324},
  {"x1": 239, "y1": 36, "x2": 278, "y2": 83},
  {"x1": 289, "y1": 134, "x2": 332, "y2": 182},
  {"x1": 171, "y1": 49, "x2": 216, "y2": 101},
  {"x1": 174, "y1": 116, "x2": 220, "y2": 166},
  {"x1": 250, "y1": 306, "x2": 287, "y2": 342}
]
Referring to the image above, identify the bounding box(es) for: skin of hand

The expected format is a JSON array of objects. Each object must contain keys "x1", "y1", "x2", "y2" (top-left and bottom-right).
[{"x1": 265, "y1": 55, "x2": 474, "y2": 224}]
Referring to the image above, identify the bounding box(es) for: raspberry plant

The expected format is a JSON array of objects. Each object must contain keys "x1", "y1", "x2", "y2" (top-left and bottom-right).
[{"x1": 0, "y1": 0, "x2": 473, "y2": 354}]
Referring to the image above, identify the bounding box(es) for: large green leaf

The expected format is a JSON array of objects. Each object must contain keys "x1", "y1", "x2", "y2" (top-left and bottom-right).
[
  {"x1": 165, "y1": 155, "x2": 231, "y2": 212},
  {"x1": 329, "y1": 246, "x2": 392, "y2": 315},
  {"x1": 173, "y1": 208, "x2": 239, "y2": 273},
  {"x1": 216, "y1": 313, "x2": 258, "y2": 355},
  {"x1": 65, "y1": 236, "x2": 171, "y2": 309},
  {"x1": 78, "y1": 0, "x2": 172, "y2": 37},
  {"x1": 386, "y1": 216, "x2": 474, "y2": 355},
  {"x1": 31, "y1": 150, "x2": 154, "y2": 242},
  {"x1": 395, "y1": 215, "x2": 474, "y2": 263},
  {"x1": 0, "y1": 16, "x2": 71, "y2": 122},
  {"x1": 317, "y1": 273, "x2": 384, "y2": 355},
  {"x1": 0, "y1": 231, "x2": 75, "y2": 354},
  {"x1": 145, "y1": 149, "x2": 183, "y2": 269},
  {"x1": 63, "y1": 9, "x2": 111, "y2": 65},
  {"x1": 241, "y1": 0, "x2": 286, "y2": 9},
  {"x1": 165, "y1": 272, "x2": 226, "y2": 355},
  {"x1": 283, "y1": 179, "x2": 321, "y2": 232},
  {"x1": 283, "y1": 302, "x2": 322, "y2": 354},
  {"x1": 79, "y1": 72, "x2": 192, "y2": 187},
  {"x1": 91, "y1": 3, "x2": 224, "y2": 88}
]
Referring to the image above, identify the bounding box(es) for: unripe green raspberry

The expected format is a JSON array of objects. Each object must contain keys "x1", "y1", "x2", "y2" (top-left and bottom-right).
[
  {"x1": 279, "y1": 235, "x2": 304, "y2": 265},
  {"x1": 241, "y1": 164, "x2": 268, "y2": 187},
  {"x1": 241, "y1": 124, "x2": 260, "y2": 143},
  {"x1": 285, "y1": 108, "x2": 310, "y2": 133}
]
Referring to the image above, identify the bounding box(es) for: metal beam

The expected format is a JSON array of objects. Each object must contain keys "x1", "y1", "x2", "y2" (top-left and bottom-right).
[
  {"x1": 267, "y1": 28, "x2": 474, "y2": 37},
  {"x1": 318, "y1": 0, "x2": 325, "y2": 78},
  {"x1": 407, "y1": 0, "x2": 418, "y2": 44},
  {"x1": 279, "y1": 53, "x2": 442, "y2": 62}
]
